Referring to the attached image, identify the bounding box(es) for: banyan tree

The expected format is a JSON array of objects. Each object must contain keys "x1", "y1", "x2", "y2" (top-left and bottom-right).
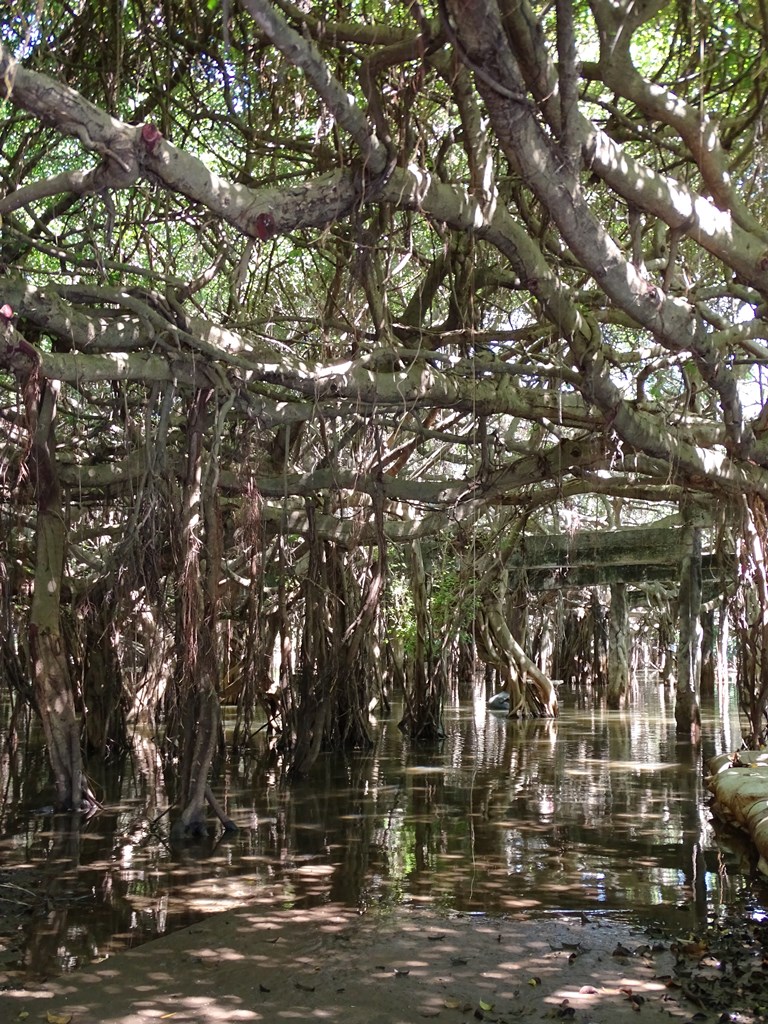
[{"x1": 2, "y1": 0, "x2": 768, "y2": 832}]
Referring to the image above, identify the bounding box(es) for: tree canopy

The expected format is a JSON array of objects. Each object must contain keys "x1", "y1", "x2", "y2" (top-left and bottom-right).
[{"x1": 2, "y1": 0, "x2": 768, "y2": 826}]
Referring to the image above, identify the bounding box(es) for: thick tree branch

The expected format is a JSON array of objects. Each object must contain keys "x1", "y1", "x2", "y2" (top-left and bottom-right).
[
  {"x1": 447, "y1": 0, "x2": 754, "y2": 464},
  {"x1": 239, "y1": 0, "x2": 390, "y2": 177}
]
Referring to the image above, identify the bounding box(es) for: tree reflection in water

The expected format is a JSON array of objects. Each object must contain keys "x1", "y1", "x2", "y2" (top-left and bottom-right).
[{"x1": 0, "y1": 681, "x2": 763, "y2": 982}]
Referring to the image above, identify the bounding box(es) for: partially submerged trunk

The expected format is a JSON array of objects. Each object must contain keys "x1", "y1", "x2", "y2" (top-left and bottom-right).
[
  {"x1": 675, "y1": 524, "x2": 703, "y2": 735},
  {"x1": 554, "y1": 592, "x2": 607, "y2": 690},
  {"x1": 292, "y1": 497, "x2": 386, "y2": 773},
  {"x1": 734, "y1": 496, "x2": 768, "y2": 747},
  {"x1": 477, "y1": 573, "x2": 558, "y2": 718},
  {"x1": 399, "y1": 540, "x2": 444, "y2": 740},
  {"x1": 79, "y1": 587, "x2": 128, "y2": 757},
  {"x1": 607, "y1": 582, "x2": 629, "y2": 709},
  {"x1": 699, "y1": 607, "x2": 716, "y2": 700},
  {"x1": 169, "y1": 389, "x2": 234, "y2": 839},
  {"x1": 28, "y1": 380, "x2": 96, "y2": 811}
]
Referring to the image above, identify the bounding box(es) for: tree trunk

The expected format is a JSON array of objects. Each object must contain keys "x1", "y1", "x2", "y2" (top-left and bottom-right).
[
  {"x1": 675, "y1": 526, "x2": 702, "y2": 735},
  {"x1": 717, "y1": 598, "x2": 730, "y2": 691},
  {"x1": 290, "y1": 500, "x2": 338, "y2": 776},
  {"x1": 591, "y1": 591, "x2": 609, "y2": 689},
  {"x1": 28, "y1": 381, "x2": 95, "y2": 811},
  {"x1": 476, "y1": 604, "x2": 524, "y2": 713},
  {"x1": 658, "y1": 602, "x2": 677, "y2": 688},
  {"x1": 79, "y1": 588, "x2": 127, "y2": 757},
  {"x1": 170, "y1": 389, "x2": 229, "y2": 839},
  {"x1": 733, "y1": 496, "x2": 768, "y2": 747},
  {"x1": 399, "y1": 540, "x2": 443, "y2": 739},
  {"x1": 477, "y1": 575, "x2": 558, "y2": 717},
  {"x1": 607, "y1": 582, "x2": 629, "y2": 709},
  {"x1": 699, "y1": 607, "x2": 716, "y2": 700}
]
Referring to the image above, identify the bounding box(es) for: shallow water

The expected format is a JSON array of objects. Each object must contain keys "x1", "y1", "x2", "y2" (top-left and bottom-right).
[{"x1": 0, "y1": 679, "x2": 765, "y2": 980}]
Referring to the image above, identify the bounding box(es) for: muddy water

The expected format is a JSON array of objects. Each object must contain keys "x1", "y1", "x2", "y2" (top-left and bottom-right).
[{"x1": 0, "y1": 680, "x2": 764, "y2": 981}]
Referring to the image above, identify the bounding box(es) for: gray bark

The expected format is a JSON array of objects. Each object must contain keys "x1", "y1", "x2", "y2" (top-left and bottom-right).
[
  {"x1": 675, "y1": 527, "x2": 703, "y2": 734},
  {"x1": 29, "y1": 383, "x2": 94, "y2": 810},
  {"x1": 607, "y1": 582, "x2": 629, "y2": 709}
]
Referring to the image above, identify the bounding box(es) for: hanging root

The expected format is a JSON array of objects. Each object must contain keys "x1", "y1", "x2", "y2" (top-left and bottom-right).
[{"x1": 204, "y1": 783, "x2": 238, "y2": 832}]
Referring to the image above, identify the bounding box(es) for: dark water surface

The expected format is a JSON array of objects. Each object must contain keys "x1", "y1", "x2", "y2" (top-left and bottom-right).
[{"x1": 1, "y1": 681, "x2": 766, "y2": 980}]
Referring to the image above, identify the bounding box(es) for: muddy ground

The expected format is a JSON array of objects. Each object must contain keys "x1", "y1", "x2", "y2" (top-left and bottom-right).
[{"x1": 2, "y1": 899, "x2": 767, "y2": 1024}]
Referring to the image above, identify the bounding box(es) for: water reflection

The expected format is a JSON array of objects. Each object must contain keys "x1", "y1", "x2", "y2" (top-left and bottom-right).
[{"x1": 0, "y1": 681, "x2": 765, "y2": 981}]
